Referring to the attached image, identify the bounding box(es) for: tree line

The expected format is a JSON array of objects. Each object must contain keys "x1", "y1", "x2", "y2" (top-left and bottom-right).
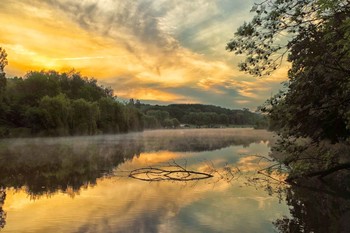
[
  {"x1": 0, "y1": 67, "x2": 143, "y2": 137},
  {"x1": 138, "y1": 103, "x2": 267, "y2": 128},
  {"x1": 0, "y1": 49, "x2": 266, "y2": 137}
]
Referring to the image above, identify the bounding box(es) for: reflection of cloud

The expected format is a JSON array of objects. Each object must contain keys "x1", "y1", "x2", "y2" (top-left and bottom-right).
[
  {"x1": 2, "y1": 129, "x2": 287, "y2": 232},
  {"x1": 4, "y1": 166, "x2": 287, "y2": 233},
  {"x1": 128, "y1": 151, "x2": 182, "y2": 166},
  {"x1": 235, "y1": 155, "x2": 287, "y2": 181},
  {"x1": 3, "y1": 177, "x2": 213, "y2": 233},
  {"x1": 236, "y1": 155, "x2": 270, "y2": 172}
]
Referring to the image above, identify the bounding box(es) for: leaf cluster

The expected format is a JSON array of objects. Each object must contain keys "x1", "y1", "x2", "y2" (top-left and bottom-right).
[{"x1": 226, "y1": 0, "x2": 349, "y2": 76}]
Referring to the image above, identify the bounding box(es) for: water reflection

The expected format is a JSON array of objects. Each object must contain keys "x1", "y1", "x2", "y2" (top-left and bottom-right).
[
  {"x1": 0, "y1": 129, "x2": 272, "y2": 196},
  {"x1": 0, "y1": 129, "x2": 296, "y2": 233},
  {"x1": 274, "y1": 178, "x2": 350, "y2": 233},
  {"x1": 0, "y1": 188, "x2": 5, "y2": 230},
  {"x1": 1, "y1": 129, "x2": 348, "y2": 232},
  {"x1": 3, "y1": 176, "x2": 286, "y2": 233}
]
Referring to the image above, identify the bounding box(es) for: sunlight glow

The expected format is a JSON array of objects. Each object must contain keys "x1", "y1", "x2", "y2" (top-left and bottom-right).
[{"x1": 0, "y1": 0, "x2": 288, "y2": 108}]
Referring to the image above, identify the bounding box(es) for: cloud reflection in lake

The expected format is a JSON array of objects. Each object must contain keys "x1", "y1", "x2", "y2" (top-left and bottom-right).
[{"x1": 0, "y1": 128, "x2": 288, "y2": 233}]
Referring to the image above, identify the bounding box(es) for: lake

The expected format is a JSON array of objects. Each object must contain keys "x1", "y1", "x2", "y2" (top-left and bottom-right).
[{"x1": 0, "y1": 128, "x2": 348, "y2": 233}]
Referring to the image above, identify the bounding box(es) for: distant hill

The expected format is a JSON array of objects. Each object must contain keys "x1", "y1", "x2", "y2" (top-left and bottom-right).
[{"x1": 135, "y1": 102, "x2": 267, "y2": 128}]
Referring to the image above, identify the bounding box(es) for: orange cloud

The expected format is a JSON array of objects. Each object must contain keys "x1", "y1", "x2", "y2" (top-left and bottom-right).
[
  {"x1": 0, "y1": 0, "x2": 289, "y2": 108},
  {"x1": 117, "y1": 88, "x2": 185, "y2": 102}
]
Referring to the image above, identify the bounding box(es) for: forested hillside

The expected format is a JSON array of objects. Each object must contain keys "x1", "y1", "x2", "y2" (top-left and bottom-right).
[{"x1": 139, "y1": 103, "x2": 266, "y2": 128}]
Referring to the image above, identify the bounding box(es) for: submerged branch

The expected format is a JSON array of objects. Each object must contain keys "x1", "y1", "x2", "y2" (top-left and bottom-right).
[{"x1": 129, "y1": 166, "x2": 213, "y2": 182}]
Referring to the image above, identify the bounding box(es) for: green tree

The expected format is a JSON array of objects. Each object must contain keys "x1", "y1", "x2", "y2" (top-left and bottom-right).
[
  {"x1": 163, "y1": 118, "x2": 174, "y2": 128},
  {"x1": 98, "y1": 97, "x2": 120, "y2": 133},
  {"x1": 0, "y1": 48, "x2": 7, "y2": 95},
  {"x1": 171, "y1": 118, "x2": 181, "y2": 128},
  {"x1": 0, "y1": 48, "x2": 8, "y2": 133},
  {"x1": 227, "y1": 0, "x2": 350, "y2": 178},
  {"x1": 258, "y1": 6, "x2": 350, "y2": 142},
  {"x1": 125, "y1": 106, "x2": 143, "y2": 131},
  {"x1": 219, "y1": 113, "x2": 229, "y2": 125},
  {"x1": 38, "y1": 94, "x2": 71, "y2": 135},
  {"x1": 0, "y1": 68, "x2": 147, "y2": 136},
  {"x1": 146, "y1": 110, "x2": 170, "y2": 127},
  {"x1": 143, "y1": 115, "x2": 160, "y2": 129},
  {"x1": 12, "y1": 71, "x2": 60, "y2": 106},
  {"x1": 227, "y1": 0, "x2": 349, "y2": 76},
  {"x1": 70, "y1": 99, "x2": 100, "y2": 135},
  {"x1": 24, "y1": 107, "x2": 46, "y2": 134},
  {"x1": 97, "y1": 97, "x2": 130, "y2": 133}
]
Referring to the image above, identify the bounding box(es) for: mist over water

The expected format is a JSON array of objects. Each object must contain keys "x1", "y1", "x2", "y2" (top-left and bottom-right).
[
  {"x1": 0, "y1": 128, "x2": 290, "y2": 233},
  {"x1": 0, "y1": 129, "x2": 275, "y2": 195}
]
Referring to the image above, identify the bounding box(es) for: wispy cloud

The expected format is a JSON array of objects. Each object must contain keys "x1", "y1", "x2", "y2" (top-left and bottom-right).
[
  {"x1": 0, "y1": 0, "x2": 287, "y2": 109},
  {"x1": 54, "y1": 56, "x2": 106, "y2": 61}
]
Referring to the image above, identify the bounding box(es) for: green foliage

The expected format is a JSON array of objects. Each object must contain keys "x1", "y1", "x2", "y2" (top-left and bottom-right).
[
  {"x1": 98, "y1": 97, "x2": 128, "y2": 133},
  {"x1": 0, "y1": 69, "x2": 144, "y2": 137},
  {"x1": 24, "y1": 107, "x2": 45, "y2": 134},
  {"x1": 227, "y1": 0, "x2": 349, "y2": 76},
  {"x1": 230, "y1": 0, "x2": 350, "y2": 140},
  {"x1": 229, "y1": 0, "x2": 350, "y2": 178},
  {"x1": 39, "y1": 94, "x2": 71, "y2": 135},
  {"x1": 219, "y1": 113, "x2": 229, "y2": 125},
  {"x1": 143, "y1": 115, "x2": 159, "y2": 129},
  {"x1": 259, "y1": 4, "x2": 350, "y2": 142},
  {"x1": 0, "y1": 48, "x2": 8, "y2": 127},
  {"x1": 70, "y1": 99, "x2": 100, "y2": 135},
  {"x1": 253, "y1": 115, "x2": 269, "y2": 129},
  {"x1": 161, "y1": 118, "x2": 180, "y2": 128},
  {"x1": 163, "y1": 118, "x2": 174, "y2": 128},
  {"x1": 142, "y1": 109, "x2": 182, "y2": 129},
  {"x1": 146, "y1": 110, "x2": 170, "y2": 127},
  {"x1": 171, "y1": 118, "x2": 181, "y2": 128},
  {"x1": 346, "y1": 111, "x2": 350, "y2": 132},
  {"x1": 0, "y1": 47, "x2": 7, "y2": 94},
  {"x1": 125, "y1": 106, "x2": 143, "y2": 131},
  {"x1": 141, "y1": 103, "x2": 265, "y2": 127}
]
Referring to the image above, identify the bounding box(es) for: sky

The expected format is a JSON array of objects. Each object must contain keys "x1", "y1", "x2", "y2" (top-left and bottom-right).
[{"x1": 0, "y1": 0, "x2": 288, "y2": 109}]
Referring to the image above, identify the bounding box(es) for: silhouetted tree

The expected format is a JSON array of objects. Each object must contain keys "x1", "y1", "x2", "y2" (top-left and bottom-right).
[
  {"x1": 0, "y1": 48, "x2": 8, "y2": 136},
  {"x1": 227, "y1": 0, "x2": 350, "y2": 179},
  {"x1": 0, "y1": 48, "x2": 7, "y2": 95}
]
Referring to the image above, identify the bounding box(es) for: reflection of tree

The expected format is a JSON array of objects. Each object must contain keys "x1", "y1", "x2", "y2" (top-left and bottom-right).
[
  {"x1": 0, "y1": 187, "x2": 6, "y2": 230},
  {"x1": 240, "y1": 154, "x2": 350, "y2": 233},
  {"x1": 140, "y1": 129, "x2": 273, "y2": 152},
  {"x1": 0, "y1": 142, "x2": 140, "y2": 197},
  {"x1": 0, "y1": 129, "x2": 272, "y2": 197},
  {"x1": 273, "y1": 178, "x2": 350, "y2": 233}
]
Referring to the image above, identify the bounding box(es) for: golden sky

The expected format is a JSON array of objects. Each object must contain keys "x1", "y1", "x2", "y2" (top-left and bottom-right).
[{"x1": 0, "y1": 0, "x2": 288, "y2": 109}]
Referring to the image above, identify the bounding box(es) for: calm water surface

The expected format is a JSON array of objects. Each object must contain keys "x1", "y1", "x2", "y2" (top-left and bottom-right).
[{"x1": 0, "y1": 129, "x2": 347, "y2": 233}]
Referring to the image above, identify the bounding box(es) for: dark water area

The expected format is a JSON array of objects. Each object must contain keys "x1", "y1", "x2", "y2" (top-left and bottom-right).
[{"x1": 0, "y1": 129, "x2": 348, "y2": 233}]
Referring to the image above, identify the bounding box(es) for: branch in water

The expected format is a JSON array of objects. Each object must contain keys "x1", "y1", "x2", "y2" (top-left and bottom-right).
[{"x1": 129, "y1": 166, "x2": 213, "y2": 182}]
